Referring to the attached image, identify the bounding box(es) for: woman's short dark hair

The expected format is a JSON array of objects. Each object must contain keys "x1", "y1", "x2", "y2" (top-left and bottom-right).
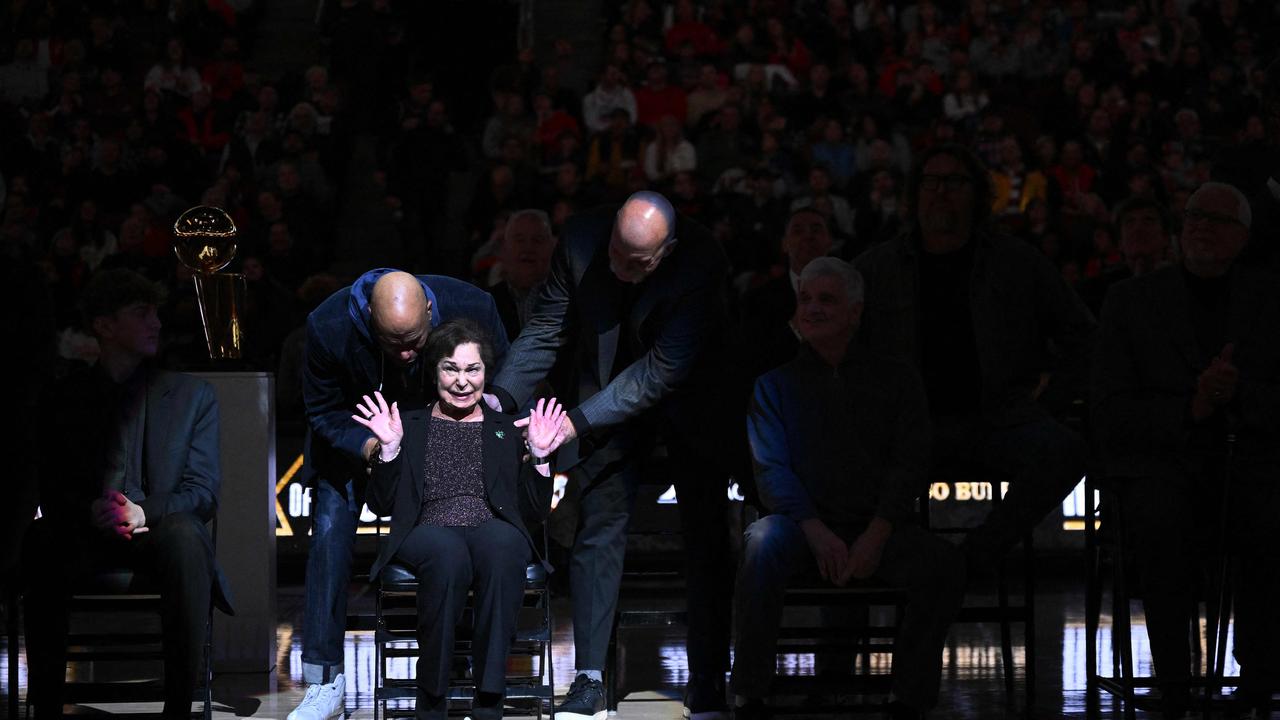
[
  {"x1": 423, "y1": 319, "x2": 495, "y2": 379},
  {"x1": 904, "y1": 143, "x2": 994, "y2": 230}
]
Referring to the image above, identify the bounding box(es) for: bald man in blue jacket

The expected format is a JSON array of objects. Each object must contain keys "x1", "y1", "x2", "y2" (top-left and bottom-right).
[{"x1": 290, "y1": 269, "x2": 508, "y2": 719}]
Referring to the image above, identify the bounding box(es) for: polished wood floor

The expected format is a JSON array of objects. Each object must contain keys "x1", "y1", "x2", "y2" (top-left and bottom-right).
[{"x1": 0, "y1": 570, "x2": 1249, "y2": 719}]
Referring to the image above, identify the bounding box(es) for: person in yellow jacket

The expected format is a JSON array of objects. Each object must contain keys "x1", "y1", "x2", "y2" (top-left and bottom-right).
[{"x1": 989, "y1": 136, "x2": 1049, "y2": 216}]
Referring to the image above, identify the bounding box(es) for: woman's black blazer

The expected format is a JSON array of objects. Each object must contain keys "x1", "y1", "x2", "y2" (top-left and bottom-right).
[{"x1": 366, "y1": 403, "x2": 551, "y2": 582}]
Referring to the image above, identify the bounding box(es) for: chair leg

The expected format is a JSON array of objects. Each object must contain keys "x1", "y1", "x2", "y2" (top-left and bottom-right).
[
  {"x1": 543, "y1": 588, "x2": 554, "y2": 720},
  {"x1": 1207, "y1": 573, "x2": 1233, "y2": 717},
  {"x1": 204, "y1": 604, "x2": 214, "y2": 720},
  {"x1": 1113, "y1": 559, "x2": 1137, "y2": 720},
  {"x1": 6, "y1": 588, "x2": 19, "y2": 720},
  {"x1": 1085, "y1": 514, "x2": 1101, "y2": 719},
  {"x1": 1023, "y1": 533, "x2": 1036, "y2": 718},
  {"x1": 374, "y1": 589, "x2": 383, "y2": 720},
  {"x1": 997, "y1": 560, "x2": 1015, "y2": 703}
]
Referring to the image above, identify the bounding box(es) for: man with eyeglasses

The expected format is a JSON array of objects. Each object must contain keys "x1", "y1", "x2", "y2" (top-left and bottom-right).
[
  {"x1": 289, "y1": 270, "x2": 509, "y2": 720},
  {"x1": 854, "y1": 145, "x2": 1096, "y2": 580},
  {"x1": 1093, "y1": 181, "x2": 1280, "y2": 719},
  {"x1": 487, "y1": 191, "x2": 736, "y2": 720}
]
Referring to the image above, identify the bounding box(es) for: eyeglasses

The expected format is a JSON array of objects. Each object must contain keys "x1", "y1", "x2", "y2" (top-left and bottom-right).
[
  {"x1": 1183, "y1": 208, "x2": 1244, "y2": 228},
  {"x1": 919, "y1": 174, "x2": 974, "y2": 193}
]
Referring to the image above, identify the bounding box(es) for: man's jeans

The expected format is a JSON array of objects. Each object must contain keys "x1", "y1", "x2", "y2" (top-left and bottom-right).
[
  {"x1": 730, "y1": 515, "x2": 966, "y2": 710},
  {"x1": 301, "y1": 476, "x2": 360, "y2": 684}
]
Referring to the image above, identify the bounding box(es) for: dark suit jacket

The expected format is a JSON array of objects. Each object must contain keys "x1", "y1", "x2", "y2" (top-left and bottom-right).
[
  {"x1": 39, "y1": 366, "x2": 233, "y2": 613},
  {"x1": 1092, "y1": 264, "x2": 1280, "y2": 478},
  {"x1": 365, "y1": 404, "x2": 551, "y2": 583},
  {"x1": 489, "y1": 205, "x2": 731, "y2": 458},
  {"x1": 303, "y1": 271, "x2": 510, "y2": 484},
  {"x1": 739, "y1": 273, "x2": 802, "y2": 377},
  {"x1": 856, "y1": 229, "x2": 1098, "y2": 425},
  {"x1": 486, "y1": 280, "x2": 523, "y2": 343}
]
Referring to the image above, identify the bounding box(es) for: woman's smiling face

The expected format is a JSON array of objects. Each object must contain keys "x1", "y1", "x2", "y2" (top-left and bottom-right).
[{"x1": 435, "y1": 342, "x2": 485, "y2": 412}]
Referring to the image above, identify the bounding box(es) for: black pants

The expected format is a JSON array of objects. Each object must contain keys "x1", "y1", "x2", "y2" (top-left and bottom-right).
[
  {"x1": 933, "y1": 414, "x2": 1088, "y2": 569},
  {"x1": 394, "y1": 518, "x2": 530, "y2": 698},
  {"x1": 567, "y1": 430, "x2": 733, "y2": 678},
  {"x1": 22, "y1": 513, "x2": 216, "y2": 719},
  {"x1": 1120, "y1": 464, "x2": 1280, "y2": 702}
]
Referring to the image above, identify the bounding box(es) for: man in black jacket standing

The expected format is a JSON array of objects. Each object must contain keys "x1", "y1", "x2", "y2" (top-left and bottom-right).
[{"x1": 488, "y1": 191, "x2": 734, "y2": 720}]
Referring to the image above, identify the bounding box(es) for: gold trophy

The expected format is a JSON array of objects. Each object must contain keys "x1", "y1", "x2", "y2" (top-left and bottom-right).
[{"x1": 173, "y1": 206, "x2": 246, "y2": 360}]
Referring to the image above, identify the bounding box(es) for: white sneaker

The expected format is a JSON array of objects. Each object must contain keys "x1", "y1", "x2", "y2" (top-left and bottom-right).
[{"x1": 288, "y1": 673, "x2": 346, "y2": 720}]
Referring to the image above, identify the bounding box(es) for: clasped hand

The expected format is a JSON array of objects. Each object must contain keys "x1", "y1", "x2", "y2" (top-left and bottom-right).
[
  {"x1": 801, "y1": 517, "x2": 891, "y2": 587},
  {"x1": 1192, "y1": 343, "x2": 1238, "y2": 420},
  {"x1": 91, "y1": 490, "x2": 147, "y2": 540}
]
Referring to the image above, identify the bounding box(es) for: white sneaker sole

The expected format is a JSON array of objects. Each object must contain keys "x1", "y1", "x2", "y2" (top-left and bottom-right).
[
  {"x1": 287, "y1": 703, "x2": 345, "y2": 720},
  {"x1": 683, "y1": 708, "x2": 728, "y2": 720}
]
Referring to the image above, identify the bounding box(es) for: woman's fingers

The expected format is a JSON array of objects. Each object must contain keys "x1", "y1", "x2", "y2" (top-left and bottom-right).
[
  {"x1": 375, "y1": 391, "x2": 389, "y2": 415},
  {"x1": 352, "y1": 414, "x2": 372, "y2": 429}
]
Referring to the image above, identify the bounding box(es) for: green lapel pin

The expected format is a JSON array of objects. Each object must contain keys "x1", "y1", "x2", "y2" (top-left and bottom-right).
[{"x1": 495, "y1": 430, "x2": 505, "y2": 440}]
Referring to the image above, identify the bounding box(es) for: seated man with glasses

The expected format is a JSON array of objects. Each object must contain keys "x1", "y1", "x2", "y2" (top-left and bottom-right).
[
  {"x1": 1093, "y1": 181, "x2": 1280, "y2": 719},
  {"x1": 854, "y1": 145, "x2": 1097, "y2": 581}
]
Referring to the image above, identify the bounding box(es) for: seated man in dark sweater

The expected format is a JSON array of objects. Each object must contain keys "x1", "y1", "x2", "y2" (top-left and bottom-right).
[
  {"x1": 1093, "y1": 182, "x2": 1280, "y2": 719},
  {"x1": 856, "y1": 145, "x2": 1096, "y2": 578},
  {"x1": 732, "y1": 258, "x2": 966, "y2": 720}
]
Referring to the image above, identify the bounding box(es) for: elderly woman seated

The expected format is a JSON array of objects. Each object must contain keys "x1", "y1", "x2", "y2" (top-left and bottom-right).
[{"x1": 355, "y1": 319, "x2": 568, "y2": 720}]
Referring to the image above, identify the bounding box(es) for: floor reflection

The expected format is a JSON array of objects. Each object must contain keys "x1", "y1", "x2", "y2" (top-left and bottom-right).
[{"x1": 0, "y1": 578, "x2": 1248, "y2": 719}]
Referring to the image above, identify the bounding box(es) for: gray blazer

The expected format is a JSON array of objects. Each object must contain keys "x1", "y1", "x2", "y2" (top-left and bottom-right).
[{"x1": 41, "y1": 366, "x2": 233, "y2": 613}]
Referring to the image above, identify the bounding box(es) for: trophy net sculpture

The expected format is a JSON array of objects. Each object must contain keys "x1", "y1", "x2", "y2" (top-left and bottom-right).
[{"x1": 173, "y1": 205, "x2": 246, "y2": 360}]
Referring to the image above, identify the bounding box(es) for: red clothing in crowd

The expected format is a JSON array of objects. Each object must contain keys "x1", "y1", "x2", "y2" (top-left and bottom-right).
[
  {"x1": 666, "y1": 21, "x2": 722, "y2": 56},
  {"x1": 635, "y1": 85, "x2": 688, "y2": 129},
  {"x1": 177, "y1": 106, "x2": 230, "y2": 154},
  {"x1": 1049, "y1": 163, "x2": 1098, "y2": 197},
  {"x1": 535, "y1": 110, "x2": 581, "y2": 151}
]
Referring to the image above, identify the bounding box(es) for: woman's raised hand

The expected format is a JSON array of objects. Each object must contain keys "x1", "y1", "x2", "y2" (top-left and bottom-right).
[
  {"x1": 352, "y1": 390, "x2": 403, "y2": 459},
  {"x1": 526, "y1": 397, "x2": 567, "y2": 460}
]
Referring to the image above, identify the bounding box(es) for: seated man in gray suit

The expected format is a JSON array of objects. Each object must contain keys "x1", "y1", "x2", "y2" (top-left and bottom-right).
[
  {"x1": 733, "y1": 258, "x2": 965, "y2": 720},
  {"x1": 23, "y1": 269, "x2": 232, "y2": 719},
  {"x1": 1093, "y1": 182, "x2": 1280, "y2": 718}
]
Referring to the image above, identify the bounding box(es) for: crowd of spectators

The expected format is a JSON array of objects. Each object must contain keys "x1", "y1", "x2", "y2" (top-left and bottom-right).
[
  {"x1": 4, "y1": 2, "x2": 1280, "y2": 715},
  {"x1": 3, "y1": 0, "x2": 1278, "y2": 381}
]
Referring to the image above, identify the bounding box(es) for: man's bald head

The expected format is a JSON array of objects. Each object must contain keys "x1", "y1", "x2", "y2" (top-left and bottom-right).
[
  {"x1": 609, "y1": 191, "x2": 678, "y2": 283},
  {"x1": 369, "y1": 271, "x2": 432, "y2": 366}
]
